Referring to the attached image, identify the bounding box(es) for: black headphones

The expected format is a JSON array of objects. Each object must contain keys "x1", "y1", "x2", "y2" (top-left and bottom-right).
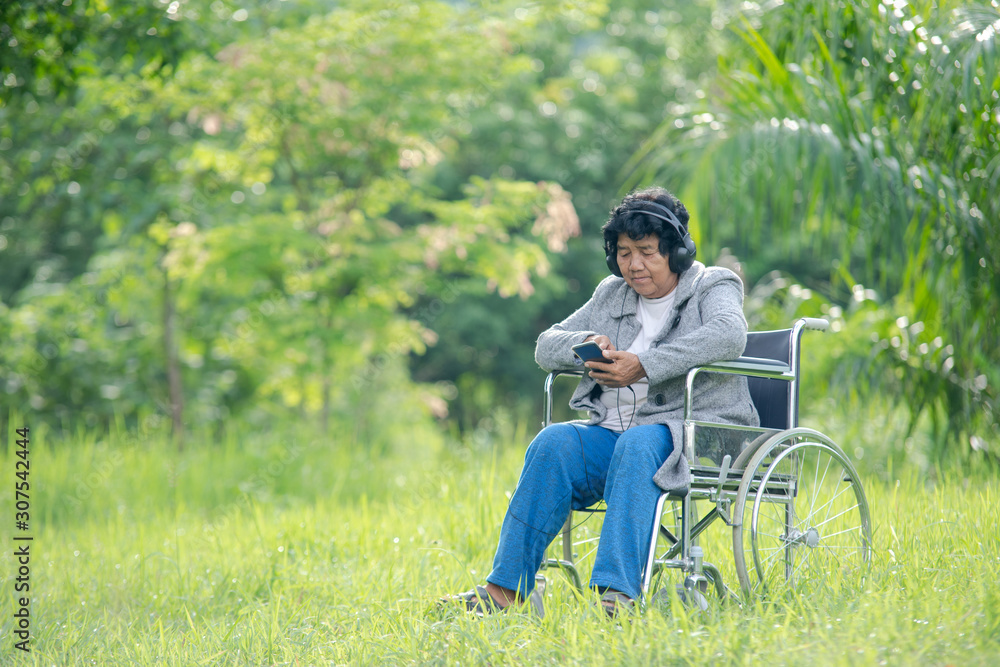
[{"x1": 605, "y1": 200, "x2": 697, "y2": 276}]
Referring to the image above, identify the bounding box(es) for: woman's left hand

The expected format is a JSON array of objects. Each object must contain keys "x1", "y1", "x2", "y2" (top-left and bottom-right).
[{"x1": 585, "y1": 351, "x2": 647, "y2": 388}]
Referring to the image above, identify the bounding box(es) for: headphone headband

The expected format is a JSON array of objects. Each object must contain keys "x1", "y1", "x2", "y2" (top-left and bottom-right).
[
  {"x1": 605, "y1": 200, "x2": 697, "y2": 276},
  {"x1": 633, "y1": 200, "x2": 688, "y2": 242}
]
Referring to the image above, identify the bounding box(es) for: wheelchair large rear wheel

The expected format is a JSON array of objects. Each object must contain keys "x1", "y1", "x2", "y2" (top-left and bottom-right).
[{"x1": 731, "y1": 428, "x2": 872, "y2": 597}]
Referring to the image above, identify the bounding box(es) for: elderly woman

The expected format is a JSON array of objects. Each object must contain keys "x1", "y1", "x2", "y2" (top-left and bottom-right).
[{"x1": 446, "y1": 187, "x2": 758, "y2": 616}]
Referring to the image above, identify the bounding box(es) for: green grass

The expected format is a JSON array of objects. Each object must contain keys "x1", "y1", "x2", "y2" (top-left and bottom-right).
[{"x1": 1, "y1": 419, "x2": 998, "y2": 666}]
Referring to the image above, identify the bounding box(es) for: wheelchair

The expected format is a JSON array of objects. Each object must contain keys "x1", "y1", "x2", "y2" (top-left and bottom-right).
[{"x1": 538, "y1": 317, "x2": 872, "y2": 606}]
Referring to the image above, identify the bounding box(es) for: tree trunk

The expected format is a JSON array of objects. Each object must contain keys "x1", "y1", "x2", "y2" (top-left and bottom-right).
[
  {"x1": 163, "y1": 271, "x2": 185, "y2": 450},
  {"x1": 320, "y1": 307, "x2": 331, "y2": 434}
]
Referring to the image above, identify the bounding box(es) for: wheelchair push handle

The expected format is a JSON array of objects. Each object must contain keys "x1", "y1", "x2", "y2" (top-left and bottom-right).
[{"x1": 799, "y1": 317, "x2": 829, "y2": 331}]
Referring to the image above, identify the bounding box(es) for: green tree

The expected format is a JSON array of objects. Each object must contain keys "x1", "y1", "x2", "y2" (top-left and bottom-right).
[
  {"x1": 0, "y1": 1, "x2": 574, "y2": 442},
  {"x1": 411, "y1": 0, "x2": 727, "y2": 431},
  {"x1": 630, "y1": 0, "x2": 999, "y2": 458},
  {"x1": 0, "y1": 0, "x2": 340, "y2": 303}
]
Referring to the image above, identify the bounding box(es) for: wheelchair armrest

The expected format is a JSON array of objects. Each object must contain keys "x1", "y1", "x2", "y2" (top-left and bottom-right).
[
  {"x1": 543, "y1": 369, "x2": 585, "y2": 397},
  {"x1": 698, "y1": 356, "x2": 791, "y2": 375},
  {"x1": 683, "y1": 357, "x2": 794, "y2": 423},
  {"x1": 545, "y1": 369, "x2": 586, "y2": 380},
  {"x1": 543, "y1": 369, "x2": 584, "y2": 427}
]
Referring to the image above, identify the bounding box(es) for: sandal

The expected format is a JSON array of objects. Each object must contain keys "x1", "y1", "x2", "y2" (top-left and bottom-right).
[
  {"x1": 441, "y1": 585, "x2": 507, "y2": 617},
  {"x1": 599, "y1": 591, "x2": 635, "y2": 618},
  {"x1": 440, "y1": 580, "x2": 546, "y2": 619}
]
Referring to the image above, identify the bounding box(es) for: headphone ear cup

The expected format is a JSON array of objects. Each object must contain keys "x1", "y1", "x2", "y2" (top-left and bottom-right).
[
  {"x1": 606, "y1": 253, "x2": 622, "y2": 277},
  {"x1": 669, "y1": 236, "x2": 697, "y2": 273}
]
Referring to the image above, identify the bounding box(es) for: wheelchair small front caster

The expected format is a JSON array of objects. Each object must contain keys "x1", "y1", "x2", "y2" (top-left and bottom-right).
[
  {"x1": 534, "y1": 573, "x2": 547, "y2": 597},
  {"x1": 677, "y1": 577, "x2": 710, "y2": 612},
  {"x1": 678, "y1": 545, "x2": 710, "y2": 611}
]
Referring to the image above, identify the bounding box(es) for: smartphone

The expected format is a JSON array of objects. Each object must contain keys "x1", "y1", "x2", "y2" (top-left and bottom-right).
[{"x1": 572, "y1": 340, "x2": 613, "y2": 364}]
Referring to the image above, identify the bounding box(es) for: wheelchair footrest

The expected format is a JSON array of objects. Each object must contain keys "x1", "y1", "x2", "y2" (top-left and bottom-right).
[{"x1": 540, "y1": 558, "x2": 582, "y2": 591}]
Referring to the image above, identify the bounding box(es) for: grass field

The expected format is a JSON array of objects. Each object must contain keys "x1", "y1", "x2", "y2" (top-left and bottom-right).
[{"x1": 1, "y1": 418, "x2": 998, "y2": 666}]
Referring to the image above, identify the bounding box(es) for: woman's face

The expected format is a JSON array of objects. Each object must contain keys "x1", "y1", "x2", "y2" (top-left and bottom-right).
[{"x1": 616, "y1": 233, "x2": 678, "y2": 299}]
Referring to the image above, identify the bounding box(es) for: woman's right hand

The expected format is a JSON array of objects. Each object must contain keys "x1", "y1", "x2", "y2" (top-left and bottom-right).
[{"x1": 585, "y1": 335, "x2": 616, "y2": 352}]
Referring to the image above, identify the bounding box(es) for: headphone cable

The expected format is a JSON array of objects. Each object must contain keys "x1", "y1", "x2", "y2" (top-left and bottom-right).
[{"x1": 501, "y1": 286, "x2": 632, "y2": 538}]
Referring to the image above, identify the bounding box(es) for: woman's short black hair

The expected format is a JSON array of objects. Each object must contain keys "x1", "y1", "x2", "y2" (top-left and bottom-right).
[{"x1": 602, "y1": 186, "x2": 690, "y2": 261}]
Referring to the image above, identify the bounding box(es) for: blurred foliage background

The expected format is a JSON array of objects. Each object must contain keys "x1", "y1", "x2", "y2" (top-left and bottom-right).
[{"x1": 1, "y1": 0, "x2": 997, "y2": 469}]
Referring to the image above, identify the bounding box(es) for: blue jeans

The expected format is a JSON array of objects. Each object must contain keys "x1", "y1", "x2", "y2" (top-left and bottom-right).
[{"x1": 486, "y1": 423, "x2": 674, "y2": 601}]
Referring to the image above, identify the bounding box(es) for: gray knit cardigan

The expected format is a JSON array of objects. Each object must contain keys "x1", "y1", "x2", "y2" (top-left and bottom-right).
[{"x1": 534, "y1": 261, "x2": 759, "y2": 493}]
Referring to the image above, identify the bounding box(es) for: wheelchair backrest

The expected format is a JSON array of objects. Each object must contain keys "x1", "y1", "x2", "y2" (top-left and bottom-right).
[{"x1": 743, "y1": 328, "x2": 801, "y2": 430}]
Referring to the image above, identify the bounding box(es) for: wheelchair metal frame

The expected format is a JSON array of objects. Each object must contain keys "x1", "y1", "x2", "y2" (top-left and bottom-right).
[{"x1": 538, "y1": 317, "x2": 872, "y2": 604}]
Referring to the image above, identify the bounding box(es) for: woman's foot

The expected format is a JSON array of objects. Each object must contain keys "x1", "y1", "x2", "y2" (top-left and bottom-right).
[
  {"x1": 440, "y1": 579, "x2": 545, "y2": 618},
  {"x1": 484, "y1": 582, "x2": 518, "y2": 608},
  {"x1": 439, "y1": 585, "x2": 510, "y2": 617},
  {"x1": 599, "y1": 590, "x2": 634, "y2": 617}
]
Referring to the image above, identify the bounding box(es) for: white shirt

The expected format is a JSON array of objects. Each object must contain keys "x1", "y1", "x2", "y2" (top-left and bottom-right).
[{"x1": 598, "y1": 290, "x2": 676, "y2": 432}]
